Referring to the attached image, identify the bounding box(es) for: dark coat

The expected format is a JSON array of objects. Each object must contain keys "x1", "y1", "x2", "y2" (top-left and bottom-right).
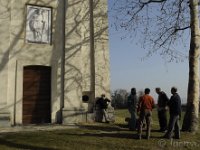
[
  {"x1": 157, "y1": 92, "x2": 169, "y2": 108},
  {"x1": 96, "y1": 97, "x2": 110, "y2": 109},
  {"x1": 168, "y1": 93, "x2": 182, "y2": 117}
]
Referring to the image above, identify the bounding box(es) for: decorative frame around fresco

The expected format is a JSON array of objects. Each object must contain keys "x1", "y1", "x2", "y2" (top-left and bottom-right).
[{"x1": 25, "y1": 4, "x2": 52, "y2": 44}]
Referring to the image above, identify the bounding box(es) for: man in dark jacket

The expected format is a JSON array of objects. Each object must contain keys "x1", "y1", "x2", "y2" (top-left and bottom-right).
[
  {"x1": 155, "y1": 87, "x2": 169, "y2": 132},
  {"x1": 96, "y1": 94, "x2": 111, "y2": 123},
  {"x1": 164, "y1": 87, "x2": 181, "y2": 139},
  {"x1": 127, "y1": 88, "x2": 138, "y2": 130}
]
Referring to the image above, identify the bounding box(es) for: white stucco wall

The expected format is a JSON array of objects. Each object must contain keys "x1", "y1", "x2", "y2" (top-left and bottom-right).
[
  {"x1": 62, "y1": 0, "x2": 110, "y2": 124},
  {"x1": 93, "y1": 0, "x2": 110, "y2": 98},
  {"x1": 0, "y1": 0, "x2": 10, "y2": 113}
]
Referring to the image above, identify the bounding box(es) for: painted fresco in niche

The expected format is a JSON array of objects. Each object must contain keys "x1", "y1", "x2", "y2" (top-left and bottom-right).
[{"x1": 25, "y1": 5, "x2": 52, "y2": 44}]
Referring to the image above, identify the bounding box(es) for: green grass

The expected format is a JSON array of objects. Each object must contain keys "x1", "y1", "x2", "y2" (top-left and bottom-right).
[{"x1": 0, "y1": 109, "x2": 200, "y2": 150}]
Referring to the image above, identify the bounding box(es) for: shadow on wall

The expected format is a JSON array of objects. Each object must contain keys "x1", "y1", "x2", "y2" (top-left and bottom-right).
[{"x1": 62, "y1": 0, "x2": 110, "y2": 108}]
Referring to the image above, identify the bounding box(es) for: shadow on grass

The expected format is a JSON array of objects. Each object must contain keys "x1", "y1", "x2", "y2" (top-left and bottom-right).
[
  {"x1": 77, "y1": 123, "x2": 164, "y2": 140},
  {"x1": 0, "y1": 138, "x2": 56, "y2": 150},
  {"x1": 81, "y1": 125, "x2": 119, "y2": 131},
  {"x1": 82, "y1": 132, "x2": 140, "y2": 139},
  {"x1": 79, "y1": 123, "x2": 129, "y2": 132},
  {"x1": 59, "y1": 131, "x2": 163, "y2": 140},
  {"x1": 58, "y1": 131, "x2": 139, "y2": 139},
  {"x1": 115, "y1": 123, "x2": 129, "y2": 129}
]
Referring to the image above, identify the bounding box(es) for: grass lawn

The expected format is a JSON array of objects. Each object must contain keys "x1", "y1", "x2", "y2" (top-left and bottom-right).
[{"x1": 0, "y1": 109, "x2": 200, "y2": 150}]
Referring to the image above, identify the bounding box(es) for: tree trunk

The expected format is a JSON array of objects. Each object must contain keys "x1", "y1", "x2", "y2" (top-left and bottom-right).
[{"x1": 182, "y1": 0, "x2": 200, "y2": 133}]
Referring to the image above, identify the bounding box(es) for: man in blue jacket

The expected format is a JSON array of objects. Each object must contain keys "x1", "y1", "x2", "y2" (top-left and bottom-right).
[{"x1": 164, "y1": 87, "x2": 181, "y2": 139}]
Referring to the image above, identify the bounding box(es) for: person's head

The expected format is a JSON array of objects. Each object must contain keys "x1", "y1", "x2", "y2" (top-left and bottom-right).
[
  {"x1": 155, "y1": 87, "x2": 161, "y2": 94},
  {"x1": 144, "y1": 88, "x2": 150, "y2": 94},
  {"x1": 131, "y1": 88, "x2": 136, "y2": 95},
  {"x1": 101, "y1": 94, "x2": 105, "y2": 98},
  {"x1": 171, "y1": 86, "x2": 177, "y2": 95}
]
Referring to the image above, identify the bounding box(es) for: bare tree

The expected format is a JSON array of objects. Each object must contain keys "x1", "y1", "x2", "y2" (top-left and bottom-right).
[
  {"x1": 111, "y1": 0, "x2": 200, "y2": 132},
  {"x1": 111, "y1": 89, "x2": 129, "y2": 108}
]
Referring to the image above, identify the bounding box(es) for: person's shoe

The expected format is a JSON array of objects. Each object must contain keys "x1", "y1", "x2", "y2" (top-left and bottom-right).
[{"x1": 105, "y1": 121, "x2": 109, "y2": 123}]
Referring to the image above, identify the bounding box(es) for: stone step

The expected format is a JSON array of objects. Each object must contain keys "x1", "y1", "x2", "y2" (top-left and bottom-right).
[{"x1": 0, "y1": 111, "x2": 10, "y2": 127}]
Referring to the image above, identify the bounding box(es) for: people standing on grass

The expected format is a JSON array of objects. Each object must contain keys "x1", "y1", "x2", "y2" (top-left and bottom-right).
[
  {"x1": 155, "y1": 87, "x2": 169, "y2": 132},
  {"x1": 137, "y1": 88, "x2": 155, "y2": 140},
  {"x1": 163, "y1": 87, "x2": 182, "y2": 139},
  {"x1": 127, "y1": 88, "x2": 138, "y2": 131}
]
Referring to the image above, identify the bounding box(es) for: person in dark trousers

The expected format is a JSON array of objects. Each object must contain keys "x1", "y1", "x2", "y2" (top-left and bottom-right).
[
  {"x1": 127, "y1": 88, "x2": 138, "y2": 130},
  {"x1": 155, "y1": 87, "x2": 169, "y2": 132},
  {"x1": 96, "y1": 94, "x2": 111, "y2": 123},
  {"x1": 163, "y1": 87, "x2": 181, "y2": 139},
  {"x1": 137, "y1": 88, "x2": 155, "y2": 140}
]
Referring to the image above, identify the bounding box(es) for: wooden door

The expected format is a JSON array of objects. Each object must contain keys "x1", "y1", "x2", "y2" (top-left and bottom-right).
[{"x1": 23, "y1": 66, "x2": 51, "y2": 124}]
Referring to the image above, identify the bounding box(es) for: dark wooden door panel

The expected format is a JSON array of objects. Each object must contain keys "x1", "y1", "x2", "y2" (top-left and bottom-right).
[
  {"x1": 23, "y1": 115, "x2": 51, "y2": 124},
  {"x1": 23, "y1": 66, "x2": 51, "y2": 124}
]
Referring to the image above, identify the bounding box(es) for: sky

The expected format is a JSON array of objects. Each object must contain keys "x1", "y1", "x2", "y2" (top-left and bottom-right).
[{"x1": 107, "y1": 1, "x2": 189, "y2": 103}]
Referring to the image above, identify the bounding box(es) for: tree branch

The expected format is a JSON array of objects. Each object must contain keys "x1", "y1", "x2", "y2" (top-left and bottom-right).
[
  {"x1": 174, "y1": 26, "x2": 190, "y2": 32},
  {"x1": 139, "y1": 0, "x2": 167, "y2": 4}
]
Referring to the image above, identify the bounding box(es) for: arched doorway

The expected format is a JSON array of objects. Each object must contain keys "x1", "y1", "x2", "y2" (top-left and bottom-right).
[{"x1": 23, "y1": 65, "x2": 51, "y2": 124}]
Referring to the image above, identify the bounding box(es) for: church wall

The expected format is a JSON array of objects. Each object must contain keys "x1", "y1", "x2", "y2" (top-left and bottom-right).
[
  {"x1": 62, "y1": 0, "x2": 111, "y2": 124},
  {"x1": 0, "y1": 0, "x2": 111, "y2": 125},
  {"x1": 6, "y1": 0, "x2": 62, "y2": 125},
  {"x1": 0, "y1": 0, "x2": 11, "y2": 126},
  {"x1": 93, "y1": 0, "x2": 110, "y2": 98},
  {"x1": 62, "y1": 0, "x2": 87, "y2": 124}
]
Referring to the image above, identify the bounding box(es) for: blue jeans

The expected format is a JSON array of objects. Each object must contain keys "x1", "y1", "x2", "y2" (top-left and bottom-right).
[{"x1": 164, "y1": 115, "x2": 180, "y2": 139}]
